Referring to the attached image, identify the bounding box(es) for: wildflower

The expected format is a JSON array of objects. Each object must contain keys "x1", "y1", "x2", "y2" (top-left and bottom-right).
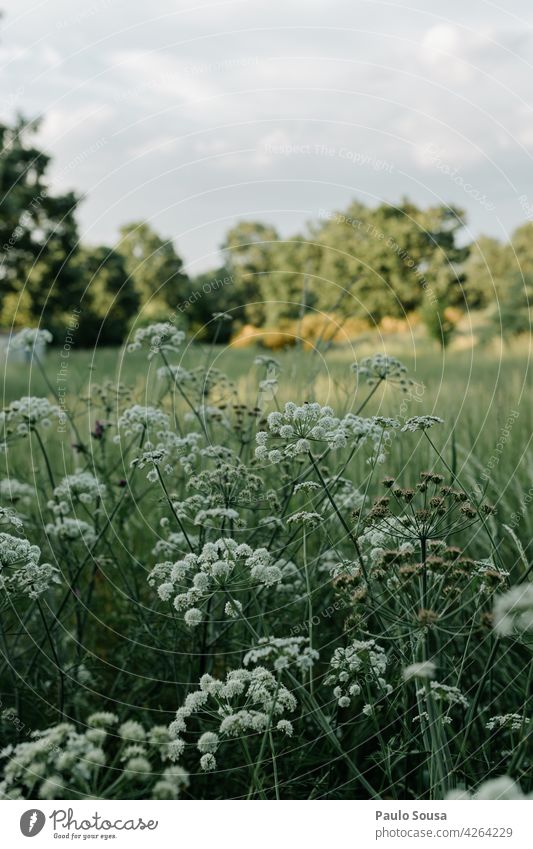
[
  {"x1": 326, "y1": 640, "x2": 391, "y2": 709},
  {"x1": 200, "y1": 753, "x2": 217, "y2": 771},
  {"x1": 53, "y1": 471, "x2": 106, "y2": 505},
  {"x1": 0, "y1": 532, "x2": 59, "y2": 598},
  {"x1": 197, "y1": 732, "x2": 219, "y2": 754},
  {"x1": 352, "y1": 354, "x2": 413, "y2": 389},
  {"x1": 417, "y1": 681, "x2": 468, "y2": 709},
  {"x1": 45, "y1": 518, "x2": 97, "y2": 546},
  {"x1": 493, "y1": 585, "x2": 533, "y2": 636},
  {"x1": 448, "y1": 776, "x2": 530, "y2": 801},
  {"x1": 1, "y1": 397, "x2": 61, "y2": 435},
  {"x1": 286, "y1": 511, "x2": 323, "y2": 528},
  {"x1": 87, "y1": 712, "x2": 119, "y2": 728},
  {"x1": 125, "y1": 756, "x2": 152, "y2": 774},
  {"x1": 243, "y1": 637, "x2": 319, "y2": 674},
  {"x1": 184, "y1": 608, "x2": 202, "y2": 628},
  {"x1": 10, "y1": 328, "x2": 53, "y2": 353},
  {"x1": 118, "y1": 721, "x2": 146, "y2": 742},
  {"x1": 403, "y1": 661, "x2": 437, "y2": 681},
  {"x1": 0, "y1": 478, "x2": 34, "y2": 504},
  {"x1": 401, "y1": 416, "x2": 444, "y2": 432},
  {"x1": 116, "y1": 405, "x2": 170, "y2": 438},
  {"x1": 127, "y1": 322, "x2": 185, "y2": 359},
  {"x1": 486, "y1": 714, "x2": 529, "y2": 732}
]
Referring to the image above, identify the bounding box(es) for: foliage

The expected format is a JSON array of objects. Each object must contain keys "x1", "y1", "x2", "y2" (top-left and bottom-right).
[{"x1": 0, "y1": 327, "x2": 531, "y2": 800}]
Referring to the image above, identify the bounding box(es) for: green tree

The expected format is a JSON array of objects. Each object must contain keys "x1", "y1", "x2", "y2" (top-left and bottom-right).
[
  {"x1": 463, "y1": 235, "x2": 509, "y2": 309},
  {"x1": 116, "y1": 221, "x2": 188, "y2": 316},
  {"x1": 221, "y1": 221, "x2": 280, "y2": 325},
  {"x1": 311, "y1": 200, "x2": 467, "y2": 322},
  {"x1": 74, "y1": 246, "x2": 140, "y2": 346},
  {"x1": 0, "y1": 117, "x2": 82, "y2": 327}
]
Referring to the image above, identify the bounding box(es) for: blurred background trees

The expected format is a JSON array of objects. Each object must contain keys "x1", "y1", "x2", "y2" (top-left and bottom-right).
[{"x1": 0, "y1": 114, "x2": 530, "y2": 347}]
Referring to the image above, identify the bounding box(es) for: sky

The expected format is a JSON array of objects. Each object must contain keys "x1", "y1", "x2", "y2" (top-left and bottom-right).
[{"x1": 2, "y1": 0, "x2": 533, "y2": 273}]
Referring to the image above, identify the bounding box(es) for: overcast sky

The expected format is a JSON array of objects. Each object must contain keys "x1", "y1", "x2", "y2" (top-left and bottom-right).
[{"x1": 2, "y1": 0, "x2": 533, "y2": 272}]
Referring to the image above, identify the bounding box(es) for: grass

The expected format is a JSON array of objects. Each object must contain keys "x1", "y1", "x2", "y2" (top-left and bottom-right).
[{"x1": 1, "y1": 332, "x2": 532, "y2": 800}]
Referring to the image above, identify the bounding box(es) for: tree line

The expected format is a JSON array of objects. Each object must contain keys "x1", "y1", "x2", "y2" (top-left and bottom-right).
[{"x1": 1, "y1": 117, "x2": 531, "y2": 347}]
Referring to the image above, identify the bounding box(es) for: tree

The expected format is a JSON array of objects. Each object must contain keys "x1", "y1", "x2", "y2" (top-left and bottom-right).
[
  {"x1": 73, "y1": 246, "x2": 140, "y2": 346},
  {"x1": 221, "y1": 221, "x2": 280, "y2": 325},
  {"x1": 311, "y1": 200, "x2": 467, "y2": 322},
  {"x1": 0, "y1": 117, "x2": 82, "y2": 327},
  {"x1": 116, "y1": 221, "x2": 188, "y2": 316},
  {"x1": 463, "y1": 236, "x2": 509, "y2": 309},
  {"x1": 496, "y1": 272, "x2": 533, "y2": 337}
]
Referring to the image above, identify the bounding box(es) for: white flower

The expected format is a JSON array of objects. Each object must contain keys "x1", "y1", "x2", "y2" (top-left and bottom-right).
[
  {"x1": 403, "y1": 661, "x2": 437, "y2": 681},
  {"x1": 117, "y1": 405, "x2": 170, "y2": 437},
  {"x1": 0, "y1": 478, "x2": 34, "y2": 504},
  {"x1": 200, "y1": 753, "x2": 216, "y2": 772},
  {"x1": 197, "y1": 732, "x2": 219, "y2": 754},
  {"x1": 2, "y1": 397, "x2": 61, "y2": 434},
  {"x1": 0, "y1": 532, "x2": 59, "y2": 598},
  {"x1": 53, "y1": 471, "x2": 106, "y2": 505},
  {"x1": 243, "y1": 637, "x2": 319, "y2": 674},
  {"x1": 118, "y1": 721, "x2": 146, "y2": 742},
  {"x1": 448, "y1": 776, "x2": 530, "y2": 801},
  {"x1": 352, "y1": 354, "x2": 412, "y2": 388},
  {"x1": 486, "y1": 714, "x2": 529, "y2": 732},
  {"x1": 128, "y1": 323, "x2": 185, "y2": 359},
  {"x1": 493, "y1": 584, "x2": 533, "y2": 636},
  {"x1": 417, "y1": 681, "x2": 468, "y2": 709},
  {"x1": 45, "y1": 518, "x2": 96, "y2": 546},
  {"x1": 184, "y1": 608, "x2": 202, "y2": 628},
  {"x1": 326, "y1": 639, "x2": 390, "y2": 708},
  {"x1": 401, "y1": 416, "x2": 444, "y2": 432},
  {"x1": 10, "y1": 328, "x2": 53, "y2": 353}
]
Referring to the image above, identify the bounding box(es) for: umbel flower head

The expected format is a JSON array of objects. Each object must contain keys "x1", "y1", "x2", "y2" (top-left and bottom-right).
[
  {"x1": 127, "y1": 322, "x2": 185, "y2": 359},
  {"x1": 1, "y1": 397, "x2": 61, "y2": 435},
  {"x1": 167, "y1": 665, "x2": 297, "y2": 772},
  {"x1": 255, "y1": 401, "x2": 398, "y2": 464},
  {"x1": 326, "y1": 639, "x2": 392, "y2": 710},
  {"x1": 116, "y1": 405, "x2": 170, "y2": 438},
  {"x1": 243, "y1": 637, "x2": 319, "y2": 674},
  {"x1": 352, "y1": 354, "x2": 414, "y2": 390},
  {"x1": 493, "y1": 584, "x2": 533, "y2": 636},
  {"x1": 0, "y1": 713, "x2": 188, "y2": 800},
  {"x1": 9, "y1": 328, "x2": 53, "y2": 354},
  {"x1": 0, "y1": 532, "x2": 60, "y2": 598},
  {"x1": 148, "y1": 538, "x2": 285, "y2": 626}
]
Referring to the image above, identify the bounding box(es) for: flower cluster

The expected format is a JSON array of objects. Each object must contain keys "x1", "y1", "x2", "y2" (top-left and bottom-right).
[
  {"x1": 326, "y1": 639, "x2": 391, "y2": 710},
  {"x1": 45, "y1": 518, "x2": 97, "y2": 546},
  {"x1": 1, "y1": 397, "x2": 61, "y2": 435},
  {"x1": 486, "y1": 714, "x2": 529, "y2": 732},
  {"x1": 127, "y1": 323, "x2": 185, "y2": 359},
  {"x1": 9, "y1": 328, "x2": 53, "y2": 353},
  {"x1": 0, "y1": 532, "x2": 59, "y2": 598},
  {"x1": 352, "y1": 354, "x2": 414, "y2": 389},
  {"x1": 243, "y1": 637, "x2": 319, "y2": 674},
  {"x1": 148, "y1": 538, "x2": 285, "y2": 625},
  {"x1": 417, "y1": 681, "x2": 468, "y2": 710},
  {"x1": 0, "y1": 713, "x2": 188, "y2": 800},
  {"x1": 448, "y1": 776, "x2": 532, "y2": 801},
  {"x1": 0, "y1": 478, "x2": 35, "y2": 504},
  {"x1": 493, "y1": 585, "x2": 533, "y2": 636},
  {"x1": 116, "y1": 405, "x2": 170, "y2": 438},
  {"x1": 255, "y1": 402, "x2": 398, "y2": 464},
  {"x1": 52, "y1": 471, "x2": 106, "y2": 506},
  {"x1": 168, "y1": 666, "x2": 297, "y2": 772}
]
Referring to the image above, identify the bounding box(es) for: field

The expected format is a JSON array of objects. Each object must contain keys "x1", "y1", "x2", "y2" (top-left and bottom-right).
[{"x1": 0, "y1": 327, "x2": 532, "y2": 801}]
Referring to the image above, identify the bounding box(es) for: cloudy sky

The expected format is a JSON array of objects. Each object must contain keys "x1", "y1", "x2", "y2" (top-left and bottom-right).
[{"x1": 2, "y1": 0, "x2": 533, "y2": 272}]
